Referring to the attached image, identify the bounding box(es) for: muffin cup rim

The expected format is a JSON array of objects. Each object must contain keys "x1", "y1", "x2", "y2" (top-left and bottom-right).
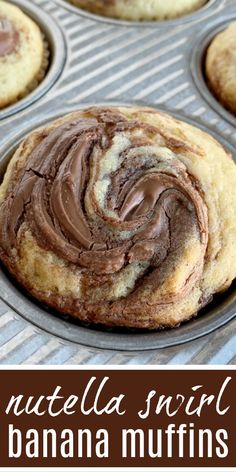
[
  {"x1": 52, "y1": 0, "x2": 223, "y2": 28},
  {"x1": 190, "y1": 13, "x2": 236, "y2": 127}
]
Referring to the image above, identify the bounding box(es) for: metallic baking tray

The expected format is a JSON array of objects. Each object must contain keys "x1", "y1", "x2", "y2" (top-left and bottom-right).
[{"x1": 0, "y1": 0, "x2": 235, "y2": 362}]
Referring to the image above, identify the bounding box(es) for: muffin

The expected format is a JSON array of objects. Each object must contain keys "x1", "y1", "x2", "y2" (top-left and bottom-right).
[
  {"x1": 0, "y1": 106, "x2": 236, "y2": 330},
  {"x1": 0, "y1": 1, "x2": 49, "y2": 109},
  {"x1": 206, "y1": 22, "x2": 236, "y2": 116},
  {"x1": 67, "y1": 0, "x2": 208, "y2": 21}
]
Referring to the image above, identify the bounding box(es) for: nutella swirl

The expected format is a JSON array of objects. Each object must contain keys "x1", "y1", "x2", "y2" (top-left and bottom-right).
[
  {"x1": 0, "y1": 107, "x2": 212, "y2": 328},
  {"x1": 0, "y1": 18, "x2": 18, "y2": 56},
  {"x1": 0, "y1": 108, "x2": 208, "y2": 285}
]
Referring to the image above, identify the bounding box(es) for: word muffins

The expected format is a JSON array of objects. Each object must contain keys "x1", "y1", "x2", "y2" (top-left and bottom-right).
[
  {"x1": 0, "y1": 106, "x2": 236, "y2": 330},
  {"x1": 67, "y1": 0, "x2": 207, "y2": 21},
  {"x1": 0, "y1": 0, "x2": 49, "y2": 109},
  {"x1": 206, "y1": 21, "x2": 236, "y2": 116}
]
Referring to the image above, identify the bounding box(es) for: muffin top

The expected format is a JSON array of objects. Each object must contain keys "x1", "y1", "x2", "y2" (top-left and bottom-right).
[
  {"x1": 0, "y1": 106, "x2": 235, "y2": 329},
  {"x1": 206, "y1": 21, "x2": 236, "y2": 116},
  {"x1": 0, "y1": 0, "x2": 48, "y2": 109},
  {"x1": 68, "y1": 0, "x2": 207, "y2": 21}
]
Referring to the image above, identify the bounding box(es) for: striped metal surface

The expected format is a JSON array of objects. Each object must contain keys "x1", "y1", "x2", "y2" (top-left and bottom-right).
[
  {"x1": 1, "y1": 298, "x2": 236, "y2": 365},
  {"x1": 0, "y1": 0, "x2": 236, "y2": 364}
]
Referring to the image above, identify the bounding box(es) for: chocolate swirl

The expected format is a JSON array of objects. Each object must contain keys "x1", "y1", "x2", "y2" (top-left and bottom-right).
[
  {"x1": 0, "y1": 107, "x2": 210, "y2": 328},
  {"x1": 0, "y1": 18, "x2": 18, "y2": 56}
]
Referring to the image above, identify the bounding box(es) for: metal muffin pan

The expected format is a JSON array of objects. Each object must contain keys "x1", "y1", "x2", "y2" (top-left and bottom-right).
[
  {"x1": 0, "y1": 104, "x2": 235, "y2": 351},
  {"x1": 53, "y1": 0, "x2": 222, "y2": 28},
  {"x1": 0, "y1": 0, "x2": 235, "y2": 359},
  {"x1": 191, "y1": 13, "x2": 236, "y2": 127},
  {"x1": 0, "y1": 0, "x2": 66, "y2": 121}
]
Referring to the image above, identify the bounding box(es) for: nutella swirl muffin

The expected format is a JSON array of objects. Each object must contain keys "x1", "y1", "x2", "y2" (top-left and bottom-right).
[
  {"x1": 206, "y1": 22, "x2": 236, "y2": 116},
  {"x1": 0, "y1": 1, "x2": 49, "y2": 109},
  {"x1": 67, "y1": 0, "x2": 207, "y2": 21},
  {"x1": 0, "y1": 106, "x2": 236, "y2": 330}
]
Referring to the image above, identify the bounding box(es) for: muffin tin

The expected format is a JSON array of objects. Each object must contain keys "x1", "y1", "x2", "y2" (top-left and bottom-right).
[{"x1": 0, "y1": 0, "x2": 235, "y2": 359}]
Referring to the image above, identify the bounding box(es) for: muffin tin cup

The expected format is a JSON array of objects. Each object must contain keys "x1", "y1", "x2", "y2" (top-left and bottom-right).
[
  {"x1": 53, "y1": 0, "x2": 222, "y2": 28},
  {"x1": 0, "y1": 0, "x2": 66, "y2": 121},
  {"x1": 0, "y1": 0, "x2": 235, "y2": 360},
  {"x1": 191, "y1": 14, "x2": 236, "y2": 127},
  {"x1": 0, "y1": 104, "x2": 235, "y2": 351}
]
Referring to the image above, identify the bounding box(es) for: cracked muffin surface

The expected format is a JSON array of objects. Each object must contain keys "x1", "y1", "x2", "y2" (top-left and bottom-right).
[
  {"x1": 67, "y1": 0, "x2": 207, "y2": 21},
  {"x1": 0, "y1": 106, "x2": 236, "y2": 329}
]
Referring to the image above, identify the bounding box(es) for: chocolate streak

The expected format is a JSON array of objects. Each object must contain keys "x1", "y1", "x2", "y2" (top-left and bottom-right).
[
  {"x1": 0, "y1": 18, "x2": 19, "y2": 57},
  {"x1": 0, "y1": 108, "x2": 208, "y2": 310}
]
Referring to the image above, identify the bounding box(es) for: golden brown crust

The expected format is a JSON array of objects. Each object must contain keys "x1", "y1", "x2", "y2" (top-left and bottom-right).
[
  {"x1": 0, "y1": 106, "x2": 236, "y2": 330},
  {"x1": 205, "y1": 22, "x2": 236, "y2": 116},
  {"x1": 0, "y1": 0, "x2": 49, "y2": 109},
  {"x1": 68, "y1": 0, "x2": 207, "y2": 21}
]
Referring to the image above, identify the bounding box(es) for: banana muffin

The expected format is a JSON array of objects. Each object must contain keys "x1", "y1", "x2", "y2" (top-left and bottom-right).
[
  {"x1": 0, "y1": 106, "x2": 235, "y2": 329},
  {"x1": 67, "y1": 0, "x2": 207, "y2": 21},
  {"x1": 206, "y1": 21, "x2": 236, "y2": 116},
  {"x1": 0, "y1": 0, "x2": 49, "y2": 109}
]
